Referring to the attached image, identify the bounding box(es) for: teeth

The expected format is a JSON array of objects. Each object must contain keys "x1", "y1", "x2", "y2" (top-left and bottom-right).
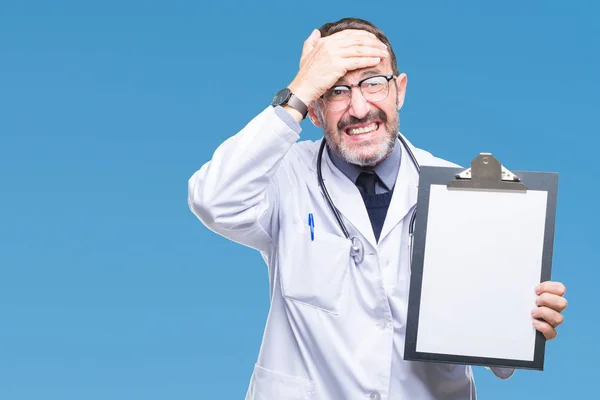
[{"x1": 348, "y1": 123, "x2": 378, "y2": 135}]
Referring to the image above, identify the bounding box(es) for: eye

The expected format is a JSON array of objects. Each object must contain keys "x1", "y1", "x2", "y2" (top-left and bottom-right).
[
  {"x1": 329, "y1": 86, "x2": 350, "y2": 98},
  {"x1": 362, "y1": 77, "x2": 387, "y2": 93}
]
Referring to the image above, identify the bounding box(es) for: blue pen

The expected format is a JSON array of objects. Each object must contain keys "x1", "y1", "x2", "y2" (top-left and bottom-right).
[{"x1": 308, "y1": 213, "x2": 314, "y2": 241}]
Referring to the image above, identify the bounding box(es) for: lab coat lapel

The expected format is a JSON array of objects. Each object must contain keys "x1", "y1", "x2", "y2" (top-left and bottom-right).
[
  {"x1": 315, "y1": 143, "x2": 377, "y2": 248},
  {"x1": 378, "y1": 136, "x2": 419, "y2": 242}
]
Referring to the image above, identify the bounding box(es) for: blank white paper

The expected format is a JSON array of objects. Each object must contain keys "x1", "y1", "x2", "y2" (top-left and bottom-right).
[{"x1": 415, "y1": 185, "x2": 548, "y2": 361}]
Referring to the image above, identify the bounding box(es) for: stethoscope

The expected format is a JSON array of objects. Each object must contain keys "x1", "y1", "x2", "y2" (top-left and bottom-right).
[
  {"x1": 316, "y1": 136, "x2": 475, "y2": 399},
  {"x1": 316, "y1": 133, "x2": 421, "y2": 264}
]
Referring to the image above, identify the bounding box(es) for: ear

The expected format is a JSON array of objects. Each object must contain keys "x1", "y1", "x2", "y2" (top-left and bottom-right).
[
  {"x1": 395, "y1": 73, "x2": 408, "y2": 110},
  {"x1": 308, "y1": 100, "x2": 323, "y2": 127}
]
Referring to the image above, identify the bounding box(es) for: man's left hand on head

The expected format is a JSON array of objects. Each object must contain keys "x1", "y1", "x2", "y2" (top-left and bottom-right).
[{"x1": 531, "y1": 281, "x2": 568, "y2": 340}]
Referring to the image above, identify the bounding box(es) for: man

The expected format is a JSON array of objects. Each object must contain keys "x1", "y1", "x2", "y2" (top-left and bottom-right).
[{"x1": 188, "y1": 18, "x2": 568, "y2": 400}]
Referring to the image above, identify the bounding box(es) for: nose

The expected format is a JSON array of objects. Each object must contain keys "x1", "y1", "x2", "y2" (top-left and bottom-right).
[{"x1": 347, "y1": 87, "x2": 370, "y2": 119}]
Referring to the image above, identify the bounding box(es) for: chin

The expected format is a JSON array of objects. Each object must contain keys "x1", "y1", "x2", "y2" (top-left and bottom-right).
[
  {"x1": 325, "y1": 123, "x2": 397, "y2": 167},
  {"x1": 339, "y1": 141, "x2": 391, "y2": 167}
]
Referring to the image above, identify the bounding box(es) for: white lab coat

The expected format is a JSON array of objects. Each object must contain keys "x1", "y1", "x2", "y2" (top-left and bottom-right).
[{"x1": 188, "y1": 106, "x2": 514, "y2": 400}]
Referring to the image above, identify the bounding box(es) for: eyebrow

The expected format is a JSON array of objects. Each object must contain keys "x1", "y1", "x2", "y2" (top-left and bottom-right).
[
  {"x1": 336, "y1": 69, "x2": 383, "y2": 85},
  {"x1": 359, "y1": 69, "x2": 382, "y2": 79}
]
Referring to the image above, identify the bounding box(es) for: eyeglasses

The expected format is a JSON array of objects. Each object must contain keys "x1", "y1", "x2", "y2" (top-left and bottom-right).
[{"x1": 321, "y1": 74, "x2": 396, "y2": 112}]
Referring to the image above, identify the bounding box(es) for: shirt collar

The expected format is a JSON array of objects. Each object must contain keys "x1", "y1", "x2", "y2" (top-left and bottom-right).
[{"x1": 327, "y1": 138, "x2": 402, "y2": 190}]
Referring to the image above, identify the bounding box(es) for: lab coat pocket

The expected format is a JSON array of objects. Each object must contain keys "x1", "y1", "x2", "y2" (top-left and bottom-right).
[
  {"x1": 281, "y1": 223, "x2": 352, "y2": 314},
  {"x1": 246, "y1": 364, "x2": 316, "y2": 400}
]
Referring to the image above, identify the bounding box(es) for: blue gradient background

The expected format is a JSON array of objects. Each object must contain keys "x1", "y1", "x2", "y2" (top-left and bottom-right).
[{"x1": 1, "y1": 1, "x2": 598, "y2": 399}]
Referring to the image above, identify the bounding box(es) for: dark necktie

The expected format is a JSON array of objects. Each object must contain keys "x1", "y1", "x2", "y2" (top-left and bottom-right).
[{"x1": 356, "y1": 171, "x2": 379, "y2": 195}]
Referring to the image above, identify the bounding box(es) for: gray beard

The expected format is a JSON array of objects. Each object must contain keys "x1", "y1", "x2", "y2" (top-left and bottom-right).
[{"x1": 324, "y1": 121, "x2": 398, "y2": 167}]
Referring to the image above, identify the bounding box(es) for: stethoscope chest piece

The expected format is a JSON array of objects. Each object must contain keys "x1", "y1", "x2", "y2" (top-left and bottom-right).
[{"x1": 350, "y1": 237, "x2": 364, "y2": 264}]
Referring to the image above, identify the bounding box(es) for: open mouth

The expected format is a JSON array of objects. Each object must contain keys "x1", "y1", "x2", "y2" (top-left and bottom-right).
[{"x1": 345, "y1": 122, "x2": 380, "y2": 136}]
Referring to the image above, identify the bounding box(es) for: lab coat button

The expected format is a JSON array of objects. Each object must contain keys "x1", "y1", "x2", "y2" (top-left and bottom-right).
[{"x1": 369, "y1": 392, "x2": 381, "y2": 400}]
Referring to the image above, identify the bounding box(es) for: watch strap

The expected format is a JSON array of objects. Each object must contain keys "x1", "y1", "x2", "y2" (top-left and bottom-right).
[{"x1": 286, "y1": 94, "x2": 308, "y2": 119}]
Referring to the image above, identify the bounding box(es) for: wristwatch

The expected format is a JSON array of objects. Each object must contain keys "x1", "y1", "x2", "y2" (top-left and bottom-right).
[{"x1": 271, "y1": 88, "x2": 308, "y2": 119}]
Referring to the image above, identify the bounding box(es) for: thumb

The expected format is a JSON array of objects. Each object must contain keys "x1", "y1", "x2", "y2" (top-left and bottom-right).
[{"x1": 301, "y1": 29, "x2": 321, "y2": 60}]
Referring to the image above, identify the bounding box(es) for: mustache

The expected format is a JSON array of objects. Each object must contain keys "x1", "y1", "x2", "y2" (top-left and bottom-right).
[{"x1": 337, "y1": 109, "x2": 388, "y2": 132}]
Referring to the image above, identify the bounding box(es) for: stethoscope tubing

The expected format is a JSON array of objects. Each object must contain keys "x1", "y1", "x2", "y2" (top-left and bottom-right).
[
  {"x1": 316, "y1": 133, "x2": 421, "y2": 262},
  {"x1": 316, "y1": 140, "x2": 352, "y2": 239}
]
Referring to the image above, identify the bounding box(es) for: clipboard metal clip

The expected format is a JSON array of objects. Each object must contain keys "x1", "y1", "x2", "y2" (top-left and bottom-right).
[{"x1": 448, "y1": 153, "x2": 527, "y2": 192}]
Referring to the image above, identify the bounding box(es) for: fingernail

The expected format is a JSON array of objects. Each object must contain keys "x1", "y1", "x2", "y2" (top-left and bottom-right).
[
  {"x1": 531, "y1": 308, "x2": 538, "y2": 317},
  {"x1": 532, "y1": 319, "x2": 541, "y2": 328},
  {"x1": 535, "y1": 284, "x2": 541, "y2": 294}
]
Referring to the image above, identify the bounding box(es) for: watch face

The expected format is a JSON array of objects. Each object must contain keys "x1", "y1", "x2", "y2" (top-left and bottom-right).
[{"x1": 272, "y1": 88, "x2": 291, "y2": 106}]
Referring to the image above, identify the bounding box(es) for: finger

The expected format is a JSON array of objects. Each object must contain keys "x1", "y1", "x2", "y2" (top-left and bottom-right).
[
  {"x1": 323, "y1": 29, "x2": 385, "y2": 47},
  {"x1": 532, "y1": 318, "x2": 557, "y2": 340},
  {"x1": 301, "y1": 29, "x2": 321, "y2": 59},
  {"x1": 338, "y1": 45, "x2": 389, "y2": 59},
  {"x1": 536, "y1": 292, "x2": 568, "y2": 313},
  {"x1": 332, "y1": 35, "x2": 388, "y2": 51},
  {"x1": 332, "y1": 29, "x2": 379, "y2": 41},
  {"x1": 531, "y1": 305, "x2": 564, "y2": 328},
  {"x1": 342, "y1": 57, "x2": 382, "y2": 72},
  {"x1": 536, "y1": 281, "x2": 566, "y2": 296}
]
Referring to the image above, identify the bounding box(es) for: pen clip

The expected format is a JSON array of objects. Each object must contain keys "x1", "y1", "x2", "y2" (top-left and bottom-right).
[{"x1": 308, "y1": 213, "x2": 314, "y2": 241}]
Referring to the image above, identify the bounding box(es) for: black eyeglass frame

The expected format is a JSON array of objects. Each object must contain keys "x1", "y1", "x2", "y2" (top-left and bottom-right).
[{"x1": 320, "y1": 74, "x2": 397, "y2": 108}]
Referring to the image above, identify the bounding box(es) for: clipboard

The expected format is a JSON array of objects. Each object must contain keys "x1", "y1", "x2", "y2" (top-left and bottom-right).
[{"x1": 404, "y1": 153, "x2": 558, "y2": 371}]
